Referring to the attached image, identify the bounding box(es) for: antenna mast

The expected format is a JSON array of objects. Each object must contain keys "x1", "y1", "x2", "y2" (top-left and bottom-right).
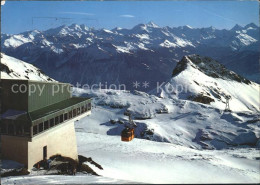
[{"x1": 224, "y1": 95, "x2": 231, "y2": 111}]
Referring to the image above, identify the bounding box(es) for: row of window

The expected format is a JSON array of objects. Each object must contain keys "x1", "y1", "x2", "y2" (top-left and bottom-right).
[
  {"x1": 0, "y1": 102, "x2": 91, "y2": 137},
  {"x1": 32, "y1": 102, "x2": 91, "y2": 136},
  {"x1": 0, "y1": 124, "x2": 31, "y2": 136}
]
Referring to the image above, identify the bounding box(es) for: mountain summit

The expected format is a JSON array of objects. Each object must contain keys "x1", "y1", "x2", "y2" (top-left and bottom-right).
[
  {"x1": 146, "y1": 21, "x2": 160, "y2": 28},
  {"x1": 156, "y1": 55, "x2": 259, "y2": 112},
  {"x1": 172, "y1": 55, "x2": 251, "y2": 84}
]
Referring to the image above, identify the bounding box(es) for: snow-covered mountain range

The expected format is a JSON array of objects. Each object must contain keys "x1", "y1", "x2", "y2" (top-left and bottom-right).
[
  {"x1": 2, "y1": 52, "x2": 258, "y2": 150},
  {"x1": 0, "y1": 53, "x2": 54, "y2": 82},
  {"x1": 1, "y1": 22, "x2": 259, "y2": 89},
  {"x1": 72, "y1": 54, "x2": 259, "y2": 149},
  {"x1": 1, "y1": 53, "x2": 259, "y2": 184}
]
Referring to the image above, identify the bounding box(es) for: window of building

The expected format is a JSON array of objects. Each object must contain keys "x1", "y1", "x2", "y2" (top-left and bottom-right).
[
  {"x1": 77, "y1": 107, "x2": 80, "y2": 115},
  {"x1": 44, "y1": 121, "x2": 49, "y2": 130},
  {"x1": 50, "y1": 118, "x2": 55, "y2": 127},
  {"x1": 81, "y1": 106, "x2": 85, "y2": 113},
  {"x1": 55, "y1": 116, "x2": 59, "y2": 125},
  {"x1": 69, "y1": 111, "x2": 72, "y2": 119},
  {"x1": 88, "y1": 103, "x2": 91, "y2": 110},
  {"x1": 64, "y1": 113, "x2": 68, "y2": 120},
  {"x1": 33, "y1": 125, "x2": 38, "y2": 135},
  {"x1": 39, "y1": 123, "x2": 43, "y2": 132},
  {"x1": 60, "y1": 114, "x2": 64, "y2": 123},
  {"x1": 73, "y1": 109, "x2": 77, "y2": 117},
  {"x1": 43, "y1": 146, "x2": 47, "y2": 160},
  {"x1": 85, "y1": 104, "x2": 88, "y2": 111}
]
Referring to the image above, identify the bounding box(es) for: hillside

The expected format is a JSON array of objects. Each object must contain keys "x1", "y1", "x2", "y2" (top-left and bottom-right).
[
  {"x1": 1, "y1": 53, "x2": 54, "y2": 82},
  {"x1": 153, "y1": 54, "x2": 259, "y2": 112}
]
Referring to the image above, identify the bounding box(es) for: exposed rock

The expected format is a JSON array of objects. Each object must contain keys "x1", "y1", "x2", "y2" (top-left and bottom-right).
[
  {"x1": 233, "y1": 132, "x2": 258, "y2": 146},
  {"x1": 30, "y1": 154, "x2": 103, "y2": 176},
  {"x1": 181, "y1": 55, "x2": 251, "y2": 84},
  {"x1": 189, "y1": 94, "x2": 215, "y2": 104}
]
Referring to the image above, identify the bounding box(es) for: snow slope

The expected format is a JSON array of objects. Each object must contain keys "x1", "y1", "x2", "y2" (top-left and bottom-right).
[
  {"x1": 73, "y1": 87, "x2": 260, "y2": 150},
  {"x1": 2, "y1": 174, "x2": 134, "y2": 184},
  {"x1": 70, "y1": 55, "x2": 260, "y2": 150},
  {"x1": 153, "y1": 55, "x2": 260, "y2": 113},
  {"x1": 2, "y1": 86, "x2": 260, "y2": 184},
  {"x1": 2, "y1": 133, "x2": 259, "y2": 184},
  {"x1": 0, "y1": 53, "x2": 54, "y2": 82},
  {"x1": 76, "y1": 133, "x2": 260, "y2": 184}
]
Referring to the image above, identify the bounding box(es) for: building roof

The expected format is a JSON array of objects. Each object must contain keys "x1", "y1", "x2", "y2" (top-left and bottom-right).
[
  {"x1": 1, "y1": 79, "x2": 73, "y2": 112},
  {"x1": 29, "y1": 97, "x2": 90, "y2": 121},
  {"x1": 2, "y1": 97, "x2": 91, "y2": 126}
]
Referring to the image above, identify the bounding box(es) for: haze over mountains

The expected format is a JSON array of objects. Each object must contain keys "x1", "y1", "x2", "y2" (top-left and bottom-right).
[{"x1": 1, "y1": 22, "x2": 259, "y2": 90}]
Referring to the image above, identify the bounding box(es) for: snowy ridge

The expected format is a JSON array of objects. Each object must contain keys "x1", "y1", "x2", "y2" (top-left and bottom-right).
[
  {"x1": 3, "y1": 35, "x2": 33, "y2": 48},
  {"x1": 0, "y1": 53, "x2": 54, "y2": 82},
  {"x1": 154, "y1": 55, "x2": 259, "y2": 113},
  {"x1": 1, "y1": 22, "x2": 259, "y2": 86}
]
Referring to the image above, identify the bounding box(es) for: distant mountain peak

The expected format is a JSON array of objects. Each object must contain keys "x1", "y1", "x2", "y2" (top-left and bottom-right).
[
  {"x1": 244, "y1": 22, "x2": 258, "y2": 29},
  {"x1": 177, "y1": 25, "x2": 193, "y2": 30},
  {"x1": 68, "y1": 23, "x2": 82, "y2": 30},
  {"x1": 231, "y1": 23, "x2": 258, "y2": 31},
  {"x1": 146, "y1": 21, "x2": 159, "y2": 28},
  {"x1": 231, "y1": 24, "x2": 243, "y2": 31},
  {"x1": 79, "y1": 24, "x2": 90, "y2": 31},
  {"x1": 115, "y1": 27, "x2": 122, "y2": 30},
  {"x1": 155, "y1": 54, "x2": 258, "y2": 112},
  {"x1": 208, "y1": 26, "x2": 216, "y2": 30},
  {"x1": 184, "y1": 25, "x2": 193, "y2": 29},
  {"x1": 172, "y1": 55, "x2": 251, "y2": 84}
]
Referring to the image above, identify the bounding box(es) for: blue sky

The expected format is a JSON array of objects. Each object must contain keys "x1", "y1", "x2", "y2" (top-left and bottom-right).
[{"x1": 1, "y1": 1, "x2": 259, "y2": 34}]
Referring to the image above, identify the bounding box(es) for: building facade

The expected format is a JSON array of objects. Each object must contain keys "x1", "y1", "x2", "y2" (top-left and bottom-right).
[{"x1": 0, "y1": 79, "x2": 91, "y2": 169}]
